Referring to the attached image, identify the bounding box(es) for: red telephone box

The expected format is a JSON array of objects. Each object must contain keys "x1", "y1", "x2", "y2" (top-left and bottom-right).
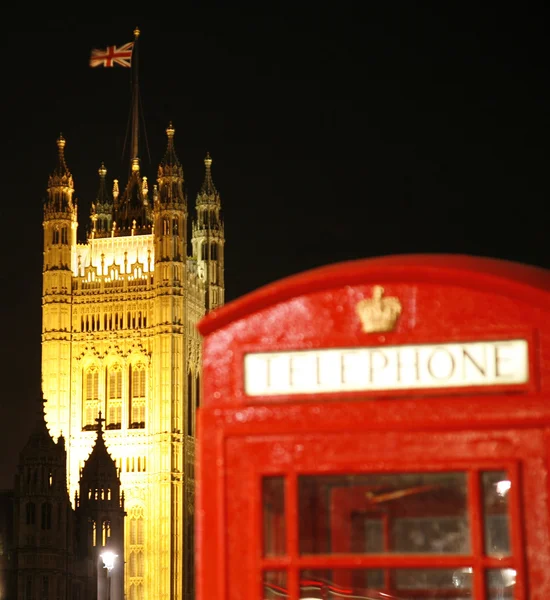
[{"x1": 196, "y1": 254, "x2": 550, "y2": 600}]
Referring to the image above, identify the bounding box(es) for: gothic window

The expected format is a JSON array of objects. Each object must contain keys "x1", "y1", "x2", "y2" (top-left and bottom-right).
[
  {"x1": 129, "y1": 506, "x2": 144, "y2": 545},
  {"x1": 172, "y1": 218, "x2": 178, "y2": 235},
  {"x1": 106, "y1": 366, "x2": 122, "y2": 429},
  {"x1": 41, "y1": 502, "x2": 52, "y2": 530},
  {"x1": 52, "y1": 229, "x2": 59, "y2": 244},
  {"x1": 102, "y1": 520, "x2": 111, "y2": 546},
  {"x1": 201, "y1": 243, "x2": 207, "y2": 260},
  {"x1": 92, "y1": 519, "x2": 97, "y2": 546},
  {"x1": 83, "y1": 367, "x2": 100, "y2": 430},
  {"x1": 129, "y1": 364, "x2": 146, "y2": 428},
  {"x1": 196, "y1": 374, "x2": 201, "y2": 411},
  {"x1": 61, "y1": 227, "x2": 68, "y2": 245},
  {"x1": 187, "y1": 371, "x2": 193, "y2": 436},
  {"x1": 128, "y1": 505, "x2": 145, "y2": 598},
  {"x1": 25, "y1": 502, "x2": 35, "y2": 525},
  {"x1": 163, "y1": 218, "x2": 169, "y2": 235},
  {"x1": 210, "y1": 242, "x2": 218, "y2": 260}
]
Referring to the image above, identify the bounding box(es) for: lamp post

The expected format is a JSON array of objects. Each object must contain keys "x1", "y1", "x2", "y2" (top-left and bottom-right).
[{"x1": 100, "y1": 551, "x2": 117, "y2": 600}]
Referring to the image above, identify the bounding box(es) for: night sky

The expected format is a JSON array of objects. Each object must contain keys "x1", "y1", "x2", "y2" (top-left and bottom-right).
[{"x1": 1, "y1": 7, "x2": 548, "y2": 487}]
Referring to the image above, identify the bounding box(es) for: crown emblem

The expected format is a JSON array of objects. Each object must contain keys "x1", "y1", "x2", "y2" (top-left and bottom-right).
[{"x1": 356, "y1": 285, "x2": 402, "y2": 333}]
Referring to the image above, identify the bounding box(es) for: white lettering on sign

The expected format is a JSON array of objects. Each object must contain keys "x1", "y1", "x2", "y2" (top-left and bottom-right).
[{"x1": 244, "y1": 339, "x2": 529, "y2": 396}]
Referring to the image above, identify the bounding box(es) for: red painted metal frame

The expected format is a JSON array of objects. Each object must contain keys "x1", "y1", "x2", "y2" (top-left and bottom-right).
[{"x1": 197, "y1": 255, "x2": 550, "y2": 600}]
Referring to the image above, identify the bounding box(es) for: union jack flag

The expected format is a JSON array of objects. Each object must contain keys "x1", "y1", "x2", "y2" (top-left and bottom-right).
[{"x1": 90, "y1": 42, "x2": 134, "y2": 67}]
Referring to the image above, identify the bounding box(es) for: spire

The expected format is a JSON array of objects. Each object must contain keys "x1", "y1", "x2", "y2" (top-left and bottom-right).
[
  {"x1": 200, "y1": 153, "x2": 217, "y2": 197},
  {"x1": 96, "y1": 163, "x2": 110, "y2": 205},
  {"x1": 156, "y1": 122, "x2": 185, "y2": 208},
  {"x1": 79, "y1": 411, "x2": 118, "y2": 483},
  {"x1": 52, "y1": 135, "x2": 71, "y2": 181},
  {"x1": 197, "y1": 152, "x2": 219, "y2": 202},
  {"x1": 89, "y1": 162, "x2": 113, "y2": 238},
  {"x1": 160, "y1": 122, "x2": 181, "y2": 170},
  {"x1": 45, "y1": 134, "x2": 75, "y2": 215}
]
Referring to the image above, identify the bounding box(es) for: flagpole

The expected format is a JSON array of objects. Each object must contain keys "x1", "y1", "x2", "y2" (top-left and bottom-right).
[{"x1": 131, "y1": 26, "x2": 140, "y2": 165}]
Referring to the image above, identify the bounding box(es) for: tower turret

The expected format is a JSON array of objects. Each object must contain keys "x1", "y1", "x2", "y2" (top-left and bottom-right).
[
  {"x1": 192, "y1": 153, "x2": 225, "y2": 311},
  {"x1": 76, "y1": 413, "x2": 125, "y2": 600},
  {"x1": 42, "y1": 135, "x2": 77, "y2": 441},
  {"x1": 89, "y1": 163, "x2": 114, "y2": 239},
  {"x1": 150, "y1": 122, "x2": 189, "y2": 595},
  {"x1": 154, "y1": 122, "x2": 187, "y2": 266},
  {"x1": 12, "y1": 393, "x2": 74, "y2": 599}
]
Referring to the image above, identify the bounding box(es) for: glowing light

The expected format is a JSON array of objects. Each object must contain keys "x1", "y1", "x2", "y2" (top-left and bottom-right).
[
  {"x1": 496, "y1": 479, "x2": 511, "y2": 496},
  {"x1": 101, "y1": 551, "x2": 118, "y2": 572},
  {"x1": 502, "y1": 568, "x2": 516, "y2": 587}
]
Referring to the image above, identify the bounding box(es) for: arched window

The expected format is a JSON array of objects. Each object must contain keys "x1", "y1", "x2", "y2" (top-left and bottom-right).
[
  {"x1": 129, "y1": 364, "x2": 146, "y2": 428},
  {"x1": 102, "y1": 520, "x2": 111, "y2": 546},
  {"x1": 128, "y1": 505, "x2": 145, "y2": 598},
  {"x1": 61, "y1": 227, "x2": 68, "y2": 245},
  {"x1": 52, "y1": 229, "x2": 59, "y2": 244},
  {"x1": 210, "y1": 243, "x2": 218, "y2": 260},
  {"x1": 106, "y1": 366, "x2": 122, "y2": 429},
  {"x1": 187, "y1": 371, "x2": 193, "y2": 436},
  {"x1": 196, "y1": 374, "x2": 201, "y2": 411},
  {"x1": 83, "y1": 367, "x2": 99, "y2": 430},
  {"x1": 201, "y1": 243, "x2": 208, "y2": 260},
  {"x1": 41, "y1": 502, "x2": 52, "y2": 530},
  {"x1": 92, "y1": 519, "x2": 97, "y2": 546},
  {"x1": 25, "y1": 502, "x2": 35, "y2": 525}
]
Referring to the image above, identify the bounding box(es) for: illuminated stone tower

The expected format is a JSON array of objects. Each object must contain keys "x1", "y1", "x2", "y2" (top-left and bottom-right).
[
  {"x1": 192, "y1": 152, "x2": 225, "y2": 312},
  {"x1": 41, "y1": 123, "x2": 224, "y2": 598}
]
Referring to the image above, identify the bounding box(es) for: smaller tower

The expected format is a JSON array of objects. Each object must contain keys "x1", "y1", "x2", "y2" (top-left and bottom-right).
[
  {"x1": 192, "y1": 153, "x2": 225, "y2": 311},
  {"x1": 12, "y1": 393, "x2": 73, "y2": 600},
  {"x1": 89, "y1": 163, "x2": 113, "y2": 239},
  {"x1": 153, "y1": 122, "x2": 187, "y2": 275},
  {"x1": 42, "y1": 135, "x2": 78, "y2": 440},
  {"x1": 76, "y1": 413, "x2": 125, "y2": 600}
]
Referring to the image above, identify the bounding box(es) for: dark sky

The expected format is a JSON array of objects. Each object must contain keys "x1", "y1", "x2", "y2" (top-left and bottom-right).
[{"x1": 1, "y1": 7, "x2": 549, "y2": 487}]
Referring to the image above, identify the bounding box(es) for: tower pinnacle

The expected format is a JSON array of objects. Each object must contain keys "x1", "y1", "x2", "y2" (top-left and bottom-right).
[
  {"x1": 49, "y1": 134, "x2": 72, "y2": 185},
  {"x1": 201, "y1": 152, "x2": 217, "y2": 196},
  {"x1": 45, "y1": 134, "x2": 76, "y2": 216}
]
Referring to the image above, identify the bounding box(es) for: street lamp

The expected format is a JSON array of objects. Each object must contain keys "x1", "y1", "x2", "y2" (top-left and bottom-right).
[{"x1": 100, "y1": 551, "x2": 117, "y2": 600}]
